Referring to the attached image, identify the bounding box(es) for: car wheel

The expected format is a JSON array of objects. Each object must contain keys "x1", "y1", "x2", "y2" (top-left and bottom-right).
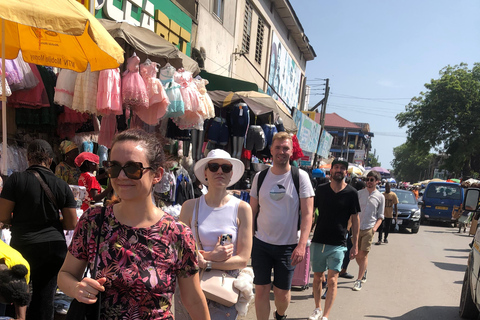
[
  {"x1": 459, "y1": 266, "x2": 479, "y2": 318},
  {"x1": 411, "y1": 225, "x2": 419, "y2": 234}
]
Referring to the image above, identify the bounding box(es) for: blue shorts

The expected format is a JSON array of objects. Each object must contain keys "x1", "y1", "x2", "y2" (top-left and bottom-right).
[
  {"x1": 207, "y1": 118, "x2": 229, "y2": 145},
  {"x1": 251, "y1": 237, "x2": 296, "y2": 290},
  {"x1": 261, "y1": 124, "x2": 278, "y2": 147},
  {"x1": 310, "y1": 242, "x2": 347, "y2": 273}
]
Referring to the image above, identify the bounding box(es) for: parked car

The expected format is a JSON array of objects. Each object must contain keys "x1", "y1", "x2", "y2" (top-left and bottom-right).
[
  {"x1": 390, "y1": 189, "x2": 421, "y2": 233},
  {"x1": 459, "y1": 188, "x2": 480, "y2": 318},
  {"x1": 419, "y1": 182, "x2": 464, "y2": 224}
]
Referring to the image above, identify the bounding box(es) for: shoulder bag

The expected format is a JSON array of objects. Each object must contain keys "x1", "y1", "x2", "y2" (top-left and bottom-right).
[
  {"x1": 194, "y1": 198, "x2": 240, "y2": 307},
  {"x1": 65, "y1": 206, "x2": 106, "y2": 320}
]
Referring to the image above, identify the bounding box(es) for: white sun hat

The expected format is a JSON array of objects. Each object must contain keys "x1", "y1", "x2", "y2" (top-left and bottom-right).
[{"x1": 194, "y1": 149, "x2": 245, "y2": 187}]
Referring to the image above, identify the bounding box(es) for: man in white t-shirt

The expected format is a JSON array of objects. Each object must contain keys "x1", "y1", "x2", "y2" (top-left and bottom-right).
[{"x1": 250, "y1": 132, "x2": 315, "y2": 320}]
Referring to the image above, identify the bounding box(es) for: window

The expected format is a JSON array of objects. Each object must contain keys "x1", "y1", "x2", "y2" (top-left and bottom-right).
[
  {"x1": 213, "y1": 0, "x2": 224, "y2": 21},
  {"x1": 242, "y1": 2, "x2": 253, "y2": 53},
  {"x1": 255, "y1": 17, "x2": 264, "y2": 64}
]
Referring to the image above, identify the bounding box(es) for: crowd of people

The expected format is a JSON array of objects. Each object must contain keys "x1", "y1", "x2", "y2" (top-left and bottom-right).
[{"x1": 0, "y1": 129, "x2": 396, "y2": 320}]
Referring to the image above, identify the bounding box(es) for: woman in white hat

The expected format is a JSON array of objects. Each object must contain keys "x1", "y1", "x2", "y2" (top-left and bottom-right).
[{"x1": 176, "y1": 149, "x2": 253, "y2": 320}]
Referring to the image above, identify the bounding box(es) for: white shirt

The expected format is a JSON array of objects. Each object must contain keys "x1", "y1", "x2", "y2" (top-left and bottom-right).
[{"x1": 358, "y1": 188, "x2": 385, "y2": 230}]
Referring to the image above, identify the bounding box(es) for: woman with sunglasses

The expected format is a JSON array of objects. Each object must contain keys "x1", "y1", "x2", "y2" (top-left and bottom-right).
[
  {"x1": 58, "y1": 129, "x2": 210, "y2": 320},
  {"x1": 175, "y1": 149, "x2": 253, "y2": 320}
]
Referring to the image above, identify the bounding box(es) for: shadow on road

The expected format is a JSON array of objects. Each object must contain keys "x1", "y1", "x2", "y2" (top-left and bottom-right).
[
  {"x1": 364, "y1": 305, "x2": 461, "y2": 319},
  {"x1": 445, "y1": 255, "x2": 469, "y2": 259},
  {"x1": 432, "y1": 261, "x2": 467, "y2": 272},
  {"x1": 445, "y1": 248, "x2": 471, "y2": 252}
]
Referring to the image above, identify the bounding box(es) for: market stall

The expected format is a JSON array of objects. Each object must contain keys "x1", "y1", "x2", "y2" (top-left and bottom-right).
[{"x1": 0, "y1": 0, "x2": 124, "y2": 174}]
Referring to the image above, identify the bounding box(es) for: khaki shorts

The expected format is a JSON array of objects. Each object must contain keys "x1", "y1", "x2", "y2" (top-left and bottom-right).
[{"x1": 359, "y1": 228, "x2": 375, "y2": 252}]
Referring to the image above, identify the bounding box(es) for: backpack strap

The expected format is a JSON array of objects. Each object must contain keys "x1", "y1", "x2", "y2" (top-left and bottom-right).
[
  {"x1": 290, "y1": 166, "x2": 301, "y2": 230},
  {"x1": 254, "y1": 168, "x2": 269, "y2": 231}
]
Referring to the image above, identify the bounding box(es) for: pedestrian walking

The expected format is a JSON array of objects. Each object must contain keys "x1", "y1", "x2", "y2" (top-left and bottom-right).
[
  {"x1": 376, "y1": 182, "x2": 398, "y2": 245},
  {"x1": 250, "y1": 132, "x2": 314, "y2": 320},
  {"x1": 309, "y1": 158, "x2": 360, "y2": 320},
  {"x1": 353, "y1": 170, "x2": 384, "y2": 291}
]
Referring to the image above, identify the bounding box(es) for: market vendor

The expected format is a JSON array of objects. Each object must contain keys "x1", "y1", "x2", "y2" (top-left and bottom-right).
[{"x1": 55, "y1": 140, "x2": 81, "y2": 185}]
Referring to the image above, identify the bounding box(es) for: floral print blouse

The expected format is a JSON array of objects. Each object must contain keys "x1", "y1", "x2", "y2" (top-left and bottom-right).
[{"x1": 69, "y1": 206, "x2": 199, "y2": 319}]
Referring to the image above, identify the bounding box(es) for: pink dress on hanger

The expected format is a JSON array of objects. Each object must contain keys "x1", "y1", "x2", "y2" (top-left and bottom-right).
[
  {"x1": 122, "y1": 54, "x2": 149, "y2": 111},
  {"x1": 54, "y1": 69, "x2": 78, "y2": 108},
  {"x1": 7, "y1": 64, "x2": 49, "y2": 108},
  {"x1": 135, "y1": 61, "x2": 170, "y2": 125},
  {"x1": 96, "y1": 68, "x2": 122, "y2": 116},
  {"x1": 172, "y1": 70, "x2": 203, "y2": 130},
  {"x1": 71, "y1": 64, "x2": 100, "y2": 114}
]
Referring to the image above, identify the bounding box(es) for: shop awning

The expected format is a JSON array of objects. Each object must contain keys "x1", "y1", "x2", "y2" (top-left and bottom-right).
[
  {"x1": 199, "y1": 70, "x2": 259, "y2": 92},
  {"x1": 99, "y1": 19, "x2": 200, "y2": 76},
  {"x1": 207, "y1": 90, "x2": 297, "y2": 133}
]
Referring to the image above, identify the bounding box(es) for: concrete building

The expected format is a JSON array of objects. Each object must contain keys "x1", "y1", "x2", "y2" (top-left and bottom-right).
[{"x1": 324, "y1": 113, "x2": 374, "y2": 166}]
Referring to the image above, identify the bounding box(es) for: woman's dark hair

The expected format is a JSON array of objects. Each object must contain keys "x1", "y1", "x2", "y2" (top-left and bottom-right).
[
  {"x1": 27, "y1": 139, "x2": 54, "y2": 165},
  {"x1": 0, "y1": 264, "x2": 31, "y2": 306},
  {"x1": 111, "y1": 129, "x2": 165, "y2": 170}
]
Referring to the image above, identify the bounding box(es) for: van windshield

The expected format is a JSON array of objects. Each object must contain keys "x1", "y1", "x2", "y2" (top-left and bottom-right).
[{"x1": 426, "y1": 184, "x2": 462, "y2": 200}]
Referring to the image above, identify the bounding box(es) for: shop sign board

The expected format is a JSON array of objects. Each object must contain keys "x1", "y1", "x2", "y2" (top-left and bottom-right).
[
  {"x1": 354, "y1": 149, "x2": 365, "y2": 163},
  {"x1": 293, "y1": 109, "x2": 321, "y2": 154},
  {"x1": 267, "y1": 31, "x2": 302, "y2": 109},
  {"x1": 317, "y1": 130, "x2": 333, "y2": 159},
  {"x1": 300, "y1": 152, "x2": 313, "y2": 167},
  {"x1": 103, "y1": 0, "x2": 155, "y2": 32}
]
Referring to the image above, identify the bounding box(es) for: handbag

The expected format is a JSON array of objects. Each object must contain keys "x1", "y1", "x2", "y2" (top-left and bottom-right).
[
  {"x1": 194, "y1": 199, "x2": 240, "y2": 307},
  {"x1": 65, "y1": 206, "x2": 106, "y2": 320}
]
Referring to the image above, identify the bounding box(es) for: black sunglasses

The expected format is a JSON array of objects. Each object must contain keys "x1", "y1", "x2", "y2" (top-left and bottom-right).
[
  {"x1": 366, "y1": 178, "x2": 376, "y2": 182},
  {"x1": 206, "y1": 163, "x2": 233, "y2": 173},
  {"x1": 105, "y1": 161, "x2": 153, "y2": 180}
]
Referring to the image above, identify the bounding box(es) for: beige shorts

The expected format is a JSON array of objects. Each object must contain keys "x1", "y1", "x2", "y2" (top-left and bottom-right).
[{"x1": 359, "y1": 228, "x2": 375, "y2": 252}]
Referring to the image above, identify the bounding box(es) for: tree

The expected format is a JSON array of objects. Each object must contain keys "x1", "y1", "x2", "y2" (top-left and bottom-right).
[
  {"x1": 391, "y1": 141, "x2": 435, "y2": 182},
  {"x1": 367, "y1": 152, "x2": 381, "y2": 167},
  {"x1": 396, "y1": 63, "x2": 480, "y2": 177}
]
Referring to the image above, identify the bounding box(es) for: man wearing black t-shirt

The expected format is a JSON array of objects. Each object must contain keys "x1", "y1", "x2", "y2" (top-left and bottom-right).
[{"x1": 308, "y1": 159, "x2": 360, "y2": 320}]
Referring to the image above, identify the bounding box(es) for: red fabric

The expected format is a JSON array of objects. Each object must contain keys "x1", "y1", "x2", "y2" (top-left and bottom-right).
[
  {"x1": 78, "y1": 172, "x2": 102, "y2": 211},
  {"x1": 291, "y1": 134, "x2": 304, "y2": 161},
  {"x1": 242, "y1": 148, "x2": 252, "y2": 160},
  {"x1": 75, "y1": 152, "x2": 100, "y2": 167}
]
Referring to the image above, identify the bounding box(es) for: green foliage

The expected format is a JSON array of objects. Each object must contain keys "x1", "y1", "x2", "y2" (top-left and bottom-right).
[
  {"x1": 396, "y1": 63, "x2": 480, "y2": 176},
  {"x1": 367, "y1": 153, "x2": 381, "y2": 167},
  {"x1": 391, "y1": 141, "x2": 434, "y2": 182}
]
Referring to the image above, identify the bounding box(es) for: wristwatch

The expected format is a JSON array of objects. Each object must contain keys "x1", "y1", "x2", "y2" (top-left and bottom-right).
[{"x1": 205, "y1": 261, "x2": 212, "y2": 272}]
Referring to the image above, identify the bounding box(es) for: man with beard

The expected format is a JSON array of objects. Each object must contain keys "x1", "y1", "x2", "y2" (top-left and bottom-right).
[
  {"x1": 308, "y1": 159, "x2": 360, "y2": 320},
  {"x1": 250, "y1": 132, "x2": 314, "y2": 320}
]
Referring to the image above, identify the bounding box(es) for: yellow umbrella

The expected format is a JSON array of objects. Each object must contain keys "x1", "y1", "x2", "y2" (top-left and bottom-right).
[
  {"x1": 348, "y1": 166, "x2": 364, "y2": 176},
  {"x1": 0, "y1": 0, "x2": 124, "y2": 174}
]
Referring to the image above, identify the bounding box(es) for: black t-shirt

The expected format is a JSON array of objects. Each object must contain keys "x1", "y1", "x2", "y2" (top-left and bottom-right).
[
  {"x1": 312, "y1": 183, "x2": 360, "y2": 246},
  {"x1": 1, "y1": 165, "x2": 76, "y2": 246}
]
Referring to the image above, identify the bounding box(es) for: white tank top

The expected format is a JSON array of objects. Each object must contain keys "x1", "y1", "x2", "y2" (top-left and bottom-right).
[{"x1": 193, "y1": 195, "x2": 240, "y2": 254}]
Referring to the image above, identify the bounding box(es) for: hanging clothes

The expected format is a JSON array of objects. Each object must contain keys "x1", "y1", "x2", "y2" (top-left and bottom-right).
[
  {"x1": 71, "y1": 64, "x2": 100, "y2": 114},
  {"x1": 54, "y1": 69, "x2": 78, "y2": 109},
  {"x1": 8, "y1": 64, "x2": 49, "y2": 108},
  {"x1": 160, "y1": 63, "x2": 184, "y2": 118},
  {"x1": 174, "y1": 167, "x2": 194, "y2": 205},
  {"x1": 0, "y1": 58, "x2": 23, "y2": 91},
  {"x1": 14, "y1": 51, "x2": 39, "y2": 90},
  {"x1": 96, "y1": 68, "x2": 122, "y2": 116},
  {"x1": 136, "y1": 60, "x2": 169, "y2": 125},
  {"x1": 122, "y1": 53, "x2": 149, "y2": 111},
  {"x1": 98, "y1": 114, "x2": 118, "y2": 149},
  {"x1": 195, "y1": 78, "x2": 215, "y2": 120},
  {"x1": 172, "y1": 70, "x2": 203, "y2": 130}
]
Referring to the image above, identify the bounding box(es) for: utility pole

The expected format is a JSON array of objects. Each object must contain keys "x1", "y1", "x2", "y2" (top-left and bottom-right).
[{"x1": 312, "y1": 78, "x2": 329, "y2": 166}]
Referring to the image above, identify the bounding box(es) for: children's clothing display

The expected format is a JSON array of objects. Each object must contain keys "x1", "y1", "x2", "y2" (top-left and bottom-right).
[
  {"x1": 96, "y1": 68, "x2": 122, "y2": 116},
  {"x1": 71, "y1": 64, "x2": 100, "y2": 114},
  {"x1": 54, "y1": 69, "x2": 78, "y2": 108},
  {"x1": 160, "y1": 63, "x2": 185, "y2": 118},
  {"x1": 122, "y1": 53, "x2": 149, "y2": 111},
  {"x1": 137, "y1": 60, "x2": 170, "y2": 124}
]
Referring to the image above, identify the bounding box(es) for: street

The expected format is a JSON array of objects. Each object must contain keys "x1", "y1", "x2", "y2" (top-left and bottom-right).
[{"x1": 245, "y1": 224, "x2": 473, "y2": 320}]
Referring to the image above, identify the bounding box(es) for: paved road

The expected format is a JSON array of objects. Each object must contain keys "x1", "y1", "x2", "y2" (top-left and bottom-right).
[{"x1": 244, "y1": 223, "x2": 473, "y2": 320}]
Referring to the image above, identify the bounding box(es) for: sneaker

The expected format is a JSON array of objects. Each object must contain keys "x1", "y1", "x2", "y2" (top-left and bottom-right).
[
  {"x1": 375, "y1": 240, "x2": 382, "y2": 245},
  {"x1": 274, "y1": 311, "x2": 287, "y2": 320},
  {"x1": 308, "y1": 308, "x2": 323, "y2": 320},
  {"x1": 321, "y1": 317, "x2": 328, "y2": 320},
  {"x1": 361, "y1": 269, "x2": 367, "y2": 283},
  {"x1": 339, "y1": 272, "x2": 354, "y2": 279},
  {"x1": 352, "y1": 279, "x2": 362, "y2": 291},
  {"x1": 384, "y1": 239, "x2": 389, "y2": 244}
]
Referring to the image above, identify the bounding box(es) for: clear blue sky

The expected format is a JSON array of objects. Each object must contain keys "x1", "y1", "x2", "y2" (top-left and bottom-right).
[{"x1": 290, "y1": 0, "x2": 480, "y2": 170}]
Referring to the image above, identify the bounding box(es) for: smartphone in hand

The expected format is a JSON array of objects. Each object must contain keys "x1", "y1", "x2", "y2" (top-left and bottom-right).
[{"x1": 220, "y1": 233, "x2": 233, "y2": 245}]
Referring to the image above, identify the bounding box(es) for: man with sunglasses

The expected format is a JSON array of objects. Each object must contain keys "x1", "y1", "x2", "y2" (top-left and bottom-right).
[
  {"x1": 353, "y1": 171, "x2": 385, "y2": 291},
  {"x1": 250, "y1": 132, "x2": 314, "y2": 320},
  {"x1": 309, "y1": 158, "x2": 360, "y2": 320}
]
